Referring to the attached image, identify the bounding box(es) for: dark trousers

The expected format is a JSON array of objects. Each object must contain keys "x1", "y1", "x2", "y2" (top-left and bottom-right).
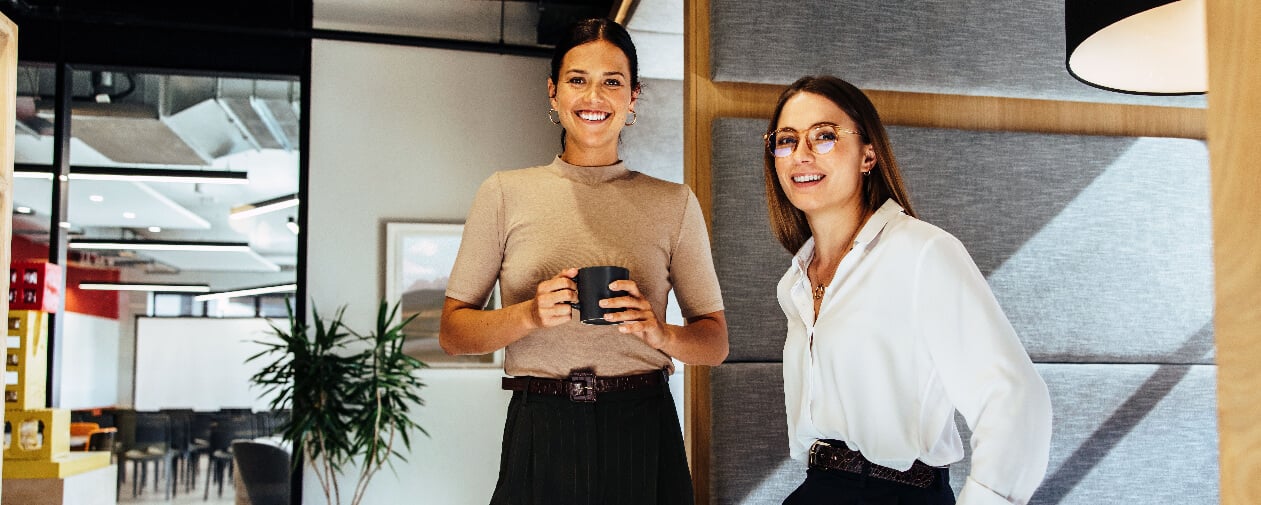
[
  {"x1": 490, "y1": 381, "x2": 693, "y2": 505},
  {"x1": 783, "y1": 467, "x2": 955, "y2": 505}
]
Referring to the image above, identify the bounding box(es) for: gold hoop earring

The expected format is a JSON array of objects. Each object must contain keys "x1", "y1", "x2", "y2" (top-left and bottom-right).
[
  {"x1": 548, "y1": 109, "x2": 561, "y2": 125},
  {"x1": 624, "y1": 111, "x2": 637, "y2": 126}
]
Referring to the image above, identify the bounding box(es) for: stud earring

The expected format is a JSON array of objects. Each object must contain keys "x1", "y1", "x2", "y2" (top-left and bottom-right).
[{"x1": 548, "y1": 108, "x2": 561, "y2": 125}]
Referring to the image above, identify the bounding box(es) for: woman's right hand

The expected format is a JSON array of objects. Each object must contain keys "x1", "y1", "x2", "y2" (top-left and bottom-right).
[{"x1": 530, "y1": 267, "x2": 579, "y2": 329}]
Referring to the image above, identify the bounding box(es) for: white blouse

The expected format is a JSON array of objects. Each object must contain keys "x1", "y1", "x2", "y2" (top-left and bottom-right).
[{"x1": 780, "y1": 199, "x2": 1052, "y2": 505}]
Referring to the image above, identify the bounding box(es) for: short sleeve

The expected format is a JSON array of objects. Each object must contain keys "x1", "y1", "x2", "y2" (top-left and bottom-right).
[
  {"x1": 445, "y1": 173, "x2": 506, "y2": 306},
  {"x1": 669, "y1": 189, "x2": 725, "y2": 318}
]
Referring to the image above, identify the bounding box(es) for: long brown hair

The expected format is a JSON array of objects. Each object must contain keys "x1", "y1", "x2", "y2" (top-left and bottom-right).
[{"x1": 763, "y1": 75, "x2": 917, "y2": 254}]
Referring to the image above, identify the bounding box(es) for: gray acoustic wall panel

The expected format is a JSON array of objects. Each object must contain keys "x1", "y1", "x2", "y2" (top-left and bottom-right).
[
  {"x1": 709, "y1": 363, "x2": 1219, "y2": 505},
  {"x1": 710, "y1": 118, "x2": 1213, "y2": 364},
  {"x1": 711, "y1": 118, "x2": 793, "y2": 362},
  {"x1": 709, "y1": 363, "x2": 804, "y2": 505},
  {"x1": 709, "y1": 0, "x2": 1206, "y2": 108},
  {"x1": 889, "y1": 126, "x2": 1214, "y2": 364}
]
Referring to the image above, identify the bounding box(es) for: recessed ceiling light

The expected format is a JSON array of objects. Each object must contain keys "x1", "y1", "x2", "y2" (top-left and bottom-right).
[
  {"x1": 122, "y1": 212, "x2": 136, "y2": 219},
  {"x1": 89, "y1": 195, "x2": 104, "y2": 202},
  {"x1": 148, "y1": 226, "x2": 162, "y2": 233},
  {"x1": 15, "y1": 206, "x2": 33, "y2": 214},
  {"x1": 58, "y1": 221, "x2": 71, "y2": 229}
]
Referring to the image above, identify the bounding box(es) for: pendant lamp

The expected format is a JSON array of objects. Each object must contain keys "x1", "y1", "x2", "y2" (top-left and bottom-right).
[{"x1": 1065, "y1": 0, "x2": 1207, "y2": 95}]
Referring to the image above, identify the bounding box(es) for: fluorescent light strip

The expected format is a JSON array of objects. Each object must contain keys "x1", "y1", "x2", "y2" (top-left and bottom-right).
[
  {"x1": 194, "y1": 283, "x2": 297, "y2": 301},
  {"x1": 14, "y1": 166, "x2": 249, "y2": 185},
  {"x1": 69, "y1": 240, "x2": 252, "y2": 252},
  {"x1": 71, "y1": 172, "x2": 249, "y2": 185},
  {"x1": 230, "y1": 194, "x2": 300, "y2": 220},
  {"x1": 79, "y1": 282, "x2": 211, "y2": 293}
]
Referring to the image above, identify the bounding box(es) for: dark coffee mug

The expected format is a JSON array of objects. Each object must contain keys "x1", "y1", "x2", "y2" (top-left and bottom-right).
[{"x1": 573, "y1": 266, "x2": 630, "y2": 325}]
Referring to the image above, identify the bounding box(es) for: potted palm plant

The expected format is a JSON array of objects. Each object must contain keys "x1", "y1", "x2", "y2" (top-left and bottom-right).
[{"x1": 249, "y1": 300, "x2": 428, "y2": 505}]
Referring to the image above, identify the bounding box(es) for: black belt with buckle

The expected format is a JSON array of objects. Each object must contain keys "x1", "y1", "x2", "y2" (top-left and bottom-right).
[
  {"x1": 501, "y1": 369, "x2": 667, "y2": 402},
  {"x1": 808, "y1": 440, "x2": 942, "y2": 489}
]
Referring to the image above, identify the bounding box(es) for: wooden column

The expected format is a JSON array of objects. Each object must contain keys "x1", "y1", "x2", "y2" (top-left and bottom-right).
[
  {"x1": 682, "y1": 0, "x2": 713, "y2": 502},
  {"x1": 1207, "y1": 1, "x2": 1261, "y2": 503},
  {"x1": 0, "y1": 10, "x2": 19, "y2": 495}
]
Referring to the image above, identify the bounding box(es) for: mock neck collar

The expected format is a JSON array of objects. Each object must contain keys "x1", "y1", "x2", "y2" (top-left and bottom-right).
[{"x1": 548, "y1": 155, "x2": 631, "y2": 184}]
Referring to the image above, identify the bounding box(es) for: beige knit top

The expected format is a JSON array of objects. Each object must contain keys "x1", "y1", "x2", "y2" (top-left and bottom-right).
[{"x1": 446, "y1": 156, "x2": 725, "y2": 378}]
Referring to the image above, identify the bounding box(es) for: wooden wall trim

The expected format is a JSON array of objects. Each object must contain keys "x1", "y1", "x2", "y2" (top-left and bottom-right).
[
  {"x1": 1207, "y1": 1, "x2": 1261, "y2": 503},
  {"x1": 706, "y1": 80, "x2": 1206, "y2": 140}
]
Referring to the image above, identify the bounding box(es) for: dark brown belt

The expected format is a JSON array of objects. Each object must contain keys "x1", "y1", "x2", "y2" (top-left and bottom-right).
[
  {"x1": 808, "y1": 440, "x2": 942, "y2": 489},
  {"x1": 501, "y1": 369, "x2": 667, "y2": 402}
]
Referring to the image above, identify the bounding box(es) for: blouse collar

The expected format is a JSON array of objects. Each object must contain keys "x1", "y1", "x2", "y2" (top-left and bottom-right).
[
  {"x1": 548, "y1": 155, "x2": 631, "y2": 184},
  {"x1": 791, "y1": 198, "x2": 907, "y2": 273}
]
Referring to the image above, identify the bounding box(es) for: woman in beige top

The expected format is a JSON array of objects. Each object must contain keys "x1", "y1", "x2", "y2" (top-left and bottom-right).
[{"x1": 439, "y1": 18, "x2": 727, "y2": 505}]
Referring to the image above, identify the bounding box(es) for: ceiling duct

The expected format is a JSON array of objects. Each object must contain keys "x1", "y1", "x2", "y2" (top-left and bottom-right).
[
  {"x1": 161, "y1": 76, "x2": 301, "y2": 161},
  {"x1": 209, "y1": 78, "x2": 300, "y2": 152},
  {"x1": 17, "y1": 69, "x2": 299, "y2": 166}
]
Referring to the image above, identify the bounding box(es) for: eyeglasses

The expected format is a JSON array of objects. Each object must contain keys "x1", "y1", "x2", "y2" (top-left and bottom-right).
[{"x1": 764, "y1": 123, "x2": 863, "y2": 158}]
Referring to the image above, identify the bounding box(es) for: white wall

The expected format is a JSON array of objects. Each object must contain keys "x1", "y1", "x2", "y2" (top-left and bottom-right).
[
  {"x1": 307, "y1": 39, "x2": 556, "y2": 504},
  {"x1": 58, "y1": 312, "x2": 121, "y2": 409}
]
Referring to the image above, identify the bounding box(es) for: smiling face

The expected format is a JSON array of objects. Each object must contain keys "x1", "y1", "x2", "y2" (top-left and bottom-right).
[
  {"x1": 773, "y1": 91, "x2": 875, "y2": 218},
  {"x1": 548, "y1": 40, "x2": 639, "y2": 166}
]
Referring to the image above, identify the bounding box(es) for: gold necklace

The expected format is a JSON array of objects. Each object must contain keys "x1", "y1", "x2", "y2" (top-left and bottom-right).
[
  {"x1": 810, "y1": 211, "x2": 869, "y2": 301},
  {"x1": 812, "y1": 283, "x2": 828, "y2": 301}
]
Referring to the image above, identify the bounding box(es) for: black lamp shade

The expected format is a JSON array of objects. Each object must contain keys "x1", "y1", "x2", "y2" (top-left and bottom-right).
[{"x1": 1065, "y1": 0, "x2": 1207, "y2": 95}]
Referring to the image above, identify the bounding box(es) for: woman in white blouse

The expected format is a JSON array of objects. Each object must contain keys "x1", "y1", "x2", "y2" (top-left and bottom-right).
[{"x1": 763, "y1": 75, "x2": 1052, "y2": 505}]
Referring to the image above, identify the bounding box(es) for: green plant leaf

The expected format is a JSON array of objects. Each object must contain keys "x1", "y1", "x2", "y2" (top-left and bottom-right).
[{"x1": 248, "y1": 298, "x2": 430, "y2": 505}]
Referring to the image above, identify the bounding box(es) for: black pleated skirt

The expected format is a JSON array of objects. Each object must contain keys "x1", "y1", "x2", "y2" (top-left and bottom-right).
[{"x1": 489, "y1": 380, "x2": 694, "y2": 505}]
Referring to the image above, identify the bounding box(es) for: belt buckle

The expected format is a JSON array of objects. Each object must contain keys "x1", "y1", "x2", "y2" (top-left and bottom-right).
[
  {"x1": 568, "y1": 371, "x2": 597, "y2": 402},
  {"x1": 808, "y1": 440, "x2": 828, "y2": 469}
]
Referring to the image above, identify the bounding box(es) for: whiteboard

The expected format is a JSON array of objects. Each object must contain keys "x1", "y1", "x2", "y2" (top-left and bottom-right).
[
  {"x1": 133, "y1": 317, "x2": 284, "y2": 411},
  {"x1": 61, "y1": 312, "x2": 121, "y2": 409}
]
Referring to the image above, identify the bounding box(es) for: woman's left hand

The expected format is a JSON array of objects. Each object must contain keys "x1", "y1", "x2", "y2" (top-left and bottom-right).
[{"x1": 601, "y1": 279, "x2": 671, "y2": 349}]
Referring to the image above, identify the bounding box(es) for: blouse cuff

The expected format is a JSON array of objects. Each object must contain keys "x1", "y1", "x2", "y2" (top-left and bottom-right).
[{"x1": 958, "y1": 476, "x2": 1020, "y2": 505}]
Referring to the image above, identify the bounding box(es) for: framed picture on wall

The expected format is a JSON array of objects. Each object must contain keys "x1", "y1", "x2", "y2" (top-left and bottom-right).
[{"x1": 384, "y1": 222, "x2": 503, "y2": 368}]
